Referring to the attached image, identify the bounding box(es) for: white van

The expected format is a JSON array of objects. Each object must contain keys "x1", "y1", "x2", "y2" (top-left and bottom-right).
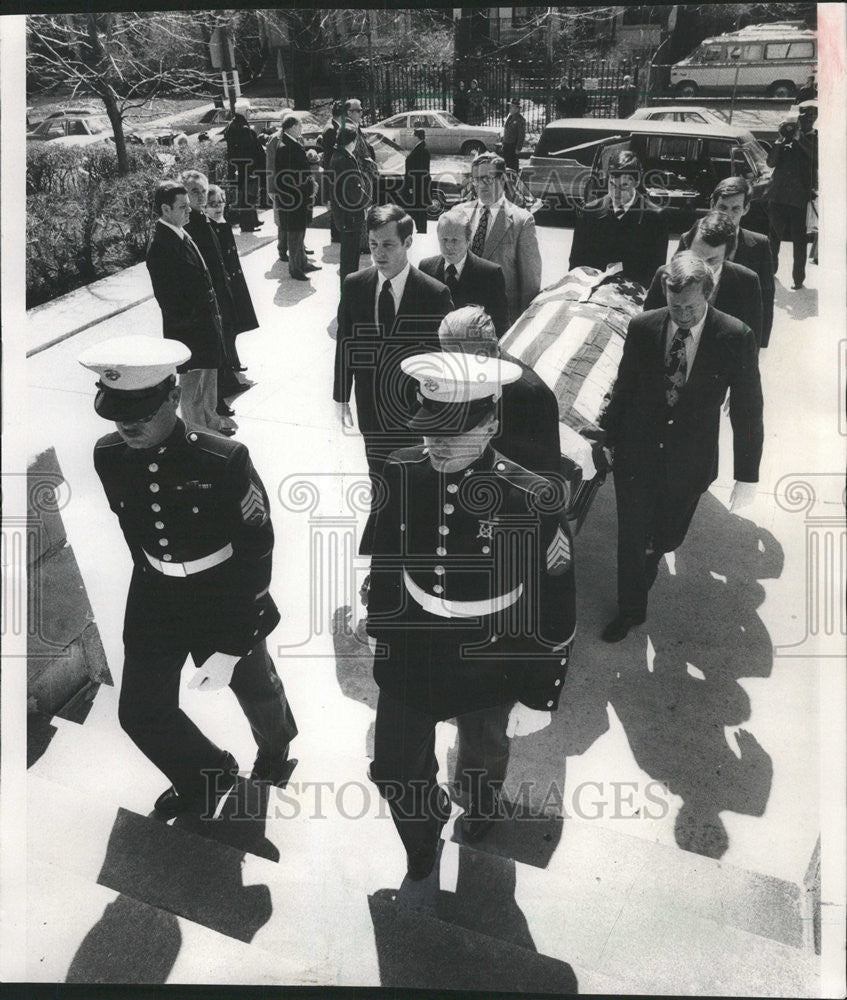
[{"x1": 670, "y1": 22, "x2": 816, "y2": 99}]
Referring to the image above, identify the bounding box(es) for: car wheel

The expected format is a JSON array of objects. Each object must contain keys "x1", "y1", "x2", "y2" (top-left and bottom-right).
[
  {"x1": 460, "y1": 140, "x2": 487, "y2": 156},
  {"x1": 675, "y1": 81, "x2": 698, "y2": 98},
  {"x1": 768, "y1": 81, "x2": 796, "y2": 99}
]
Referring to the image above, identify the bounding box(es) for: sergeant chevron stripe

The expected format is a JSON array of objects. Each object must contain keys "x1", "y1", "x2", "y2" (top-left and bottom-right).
[
  {"x1": 546, "y1": 525, "x2": 571, "y2": 574},
  {"x1": 240, "y1": 480, "x2": 267, "y2": 524}
]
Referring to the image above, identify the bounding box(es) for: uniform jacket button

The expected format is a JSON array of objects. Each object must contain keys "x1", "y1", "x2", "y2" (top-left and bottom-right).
[
  {"x1": 433, "y1": 584, "x2": 443, "y2": 594},
  {"x1": 434, "y1": 566, "x2": 445, "y2": 575},
  {"x1": 555, "y1": 678, "x2": 562, "y2": 686},
  {"x1": 496, "y1": 462, "x2": 506, "y2": 471},
  {"x1": 148, "y1": 463, "x2": 158, "y2": 473},
  {"x1": 159, "y1": 538, "x2": 168, "y2": 547},
  {"x1": 436, "y1": 546, "x2": 446, "y2": 556},
  {"x1": 443, "y1": 504, "x2": 454, "y2": 514},
  {"x1": 149, "y1": 483, "x2": 160, "y2": 493},
  {"x1": 192, "y1": 507, "x2": 199, "y2": 514},
  {"x1": 438, "y1": 525, "x2": 449, "y2": 535},
  {"x1": 447, "y1": 483, "x2": 458, "y2": 494},
  {"x1": 482, "y1": 545, "x2": 491, "y2": 554},
  {"x1": 162, "y1": 554, "x2": 173, "y2": 562},
  {"x1": 189, "y1": 433, "x2": 198, "y2": 442},
  {"x1": 547, "y1": 700, "x2": 554, "y2": 708},
  {"x1": 154, "y1": 521, "x2": 165, "y2": 530},
  {"x1": 151, "y1": 503, "x2": 161, "y2": 512}
]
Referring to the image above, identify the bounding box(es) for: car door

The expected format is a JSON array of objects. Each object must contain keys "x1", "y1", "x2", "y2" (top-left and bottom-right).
[
  {"x1": 411, "y1": 113, "x2": 445, "y2": 153},
  {"x1": 379, "y1": 114, "x2": 411, "y2": 149}
]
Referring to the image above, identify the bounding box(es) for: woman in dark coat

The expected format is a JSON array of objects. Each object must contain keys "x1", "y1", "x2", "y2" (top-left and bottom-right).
[
  {"x1": 205, "y1": 185, "x2": 259, "y2": 337},
  {"x1": 222, "y1": 99, "x2": 266, "y2": 233}
]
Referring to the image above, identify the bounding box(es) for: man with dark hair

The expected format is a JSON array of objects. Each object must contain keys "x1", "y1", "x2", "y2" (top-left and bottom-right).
[
  {"x1": 600, "y1": 251, "x2": 763, "y2": 642},
  {"x1": 677, "y1": 177, "x2": 775, "y2": 347},
  {"x1": 146, "y1": 180, "x2": 227, "y2": 434},
  {"x1": 333, "y1": 203, "x2": 453, "y2": 552},
  {"x1": 501, "y1": 98, "x2": 526, "y2": 172},
  {"x1": 78, "y1": 335, "x2": 298, "y2": 818},
  {"x1": 645, "y1": 210, "x2": 764, "y2": 347},
  {"x1": 455, "y1": 152, "x2": 541, "y2": 325},
  {"x1": 331, "y1": 125, "x2": 369, "y2": 291},
  {"x1": 367, "y1": 351, "x2": 575, "y2": 878},
  {"x1": 272, "y1": 114, "x2": 321, "y2": 282},
  {"x1": 345, "y1": 98, "x2": 379, "y2": 253},
  {"x1": 419, "y1": 207, "x2": 510, "y2": 338},
  {"x1": 403, "y1": 128, "x2": 432, "y2": 234},
  {"x1": 766, "y1": 102, "x2": 817, "y2": 289},
  {"x1": 322, "y1": 99, "x2": 346, "y2": 243},
  {"x1": 569, "y1": 148, "x2": 667, "y2": 288}
]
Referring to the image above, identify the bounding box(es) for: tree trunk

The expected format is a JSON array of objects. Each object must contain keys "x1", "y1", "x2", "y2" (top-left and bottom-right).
[{"x1": 102, "y1": 88, "x2": 129, "y2": 176}]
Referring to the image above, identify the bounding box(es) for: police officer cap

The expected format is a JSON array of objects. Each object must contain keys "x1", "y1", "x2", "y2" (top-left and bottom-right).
[
  {"x1": 401, "y1": 351, "x2": 521, "y2": 435},
  {"x1": 78, "y1": 335, "x2": 190, "y2": 421}
]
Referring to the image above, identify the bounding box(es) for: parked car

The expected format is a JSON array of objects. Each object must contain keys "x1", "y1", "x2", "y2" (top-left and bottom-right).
[
  {"x1": 364, "y1": 110, "x2": 499, "y2": 155},
  {"x1": 627, "y1": 105, "x2": 783, "y2": 149},
  {"x1": 26, "y1": 113, "x2": 111, "y2": 143},
  {"x1": 206, "y1": 109, "x2": 322, "y2": 150},
  {"x1": 670, "y1": 21, "x2": 816, "y2": 98},
  {"x1": 520, "y1": 118, "x2": 771, "y2": 227}
]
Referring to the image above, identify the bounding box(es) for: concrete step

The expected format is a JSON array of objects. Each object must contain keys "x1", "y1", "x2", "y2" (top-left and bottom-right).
[{"x1": 27, "y1": 857, "x2": 305, "y2": 985}]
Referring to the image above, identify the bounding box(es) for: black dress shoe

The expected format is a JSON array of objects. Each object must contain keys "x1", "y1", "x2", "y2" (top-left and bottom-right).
[
  {"x1": 305, "y1": 247, "x2": 315, "y2": 255},
  {"x1": 154, "y1": 750, "x2": 240, "y2": 818},
  {"x1": 290, "y1": 272, "x2": 309, "y2": 281},
  {"x1": 406, "y1": 787, "x2": 451, "y2": 881},
  {"x1": 216, "y1": 403, "x2": 235, "y2": 417},
  {"x1": 460, "y1": 814, "x2": 495, "y2": 843},
  {"x1": 601, "y1": 613, "x2": 645, "y2": 643},
  {"x1": 278, "y1": 253, "x2": 289, "y2": 262},
  {"x1": 235, "y1": 365, "x2": 248, "y2": 373},
  {"x1": 251, "y1": 750, "x2": 298, "y2": 788}
]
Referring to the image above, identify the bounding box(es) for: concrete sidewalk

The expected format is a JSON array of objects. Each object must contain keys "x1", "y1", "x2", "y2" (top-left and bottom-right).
[{"x1": 22, "y1": 217, "x2": 835, "y2": 994}]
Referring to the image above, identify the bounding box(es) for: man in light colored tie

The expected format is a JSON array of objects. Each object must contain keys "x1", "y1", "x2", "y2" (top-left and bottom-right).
[{"x1": 458, "y1": 152, "x2": 542, "y2": 326}]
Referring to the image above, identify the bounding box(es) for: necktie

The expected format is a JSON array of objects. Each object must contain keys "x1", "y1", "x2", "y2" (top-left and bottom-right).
[
  {"x1": 471, "y1": 207, "x2": 489, "y2": 256},
  {"x1": 183, "y1": 233, "x2": 205, "y2": 270},
  {"x1": 664, "y1": 326, "x2": 691, "y2": 407},
  {"x1": 445, "y1": 263, "x2": 458, "y2": 296},
  {"x1": 378, "y1": 278, "x2": 395, "y2": 334}
]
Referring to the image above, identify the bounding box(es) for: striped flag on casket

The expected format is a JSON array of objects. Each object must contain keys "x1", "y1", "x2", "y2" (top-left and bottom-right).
[{"x1": 500, "y1": 266, "x2": 645, "y2": 474}]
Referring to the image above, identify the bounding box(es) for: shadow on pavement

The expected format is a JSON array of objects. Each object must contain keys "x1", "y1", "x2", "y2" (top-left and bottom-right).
[
  {"x1": 66, "y1": 894, "x2": 181, "y2": 984},
  {"x1": 774, "y1": 279, "x2": 818, "y2": 321},
  {"x1": 264, "y1": 259, "x2": 319, "y2": 307}
]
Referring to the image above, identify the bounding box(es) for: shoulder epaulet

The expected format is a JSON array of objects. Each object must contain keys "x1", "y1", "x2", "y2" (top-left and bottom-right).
[
  {"x1": 183, "y1": 427, "x2": 243, "y2": 459},
  {"x1": 386, "y1": 445, "x2": 429, "y2": 465},
  {"x1": 491, "y1": 453, "x2": 551, "y2": 496},
  {"x1": 94, "y1": 431, "x2": 125, "y2": 451}
]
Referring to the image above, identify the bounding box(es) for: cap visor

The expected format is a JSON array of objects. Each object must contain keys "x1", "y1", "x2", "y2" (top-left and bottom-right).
[
  {"x1": 408, "y1": 401, "x2": 490, "y2": 436},
  {"x1": 94, "y1": 386, "x2": 168, "y2": 421}
]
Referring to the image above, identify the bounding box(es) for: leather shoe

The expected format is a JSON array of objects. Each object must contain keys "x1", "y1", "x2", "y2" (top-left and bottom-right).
[
  {"x1": 601, "y1": 613, "x2": 645, "y2": 643},
  {"x1": 406, "y1": 787, "x2": 451, "y2": 881},
  {"x1": 216, "y1": 403, "x2": 235, "y2": 417},
  {"x1": 305, "y1": 247, "x2": 315, "y2": 255},
  {"x1": 290, "y1": 272, "x2": 309, "y2": 281},
  {"x1": 251, "y1": 750, "x2": 297, "y2": 787},
  {"x1": 154, "y1": 750, "x2": 239, "y2": 818},
  {"x1": 278, "y1": 252, "x2": 289, "y2": 262}
]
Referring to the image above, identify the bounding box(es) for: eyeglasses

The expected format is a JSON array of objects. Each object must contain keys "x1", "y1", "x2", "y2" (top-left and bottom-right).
[{"x1": 474, "y1": 175, "x2": 501, "y2": 186}]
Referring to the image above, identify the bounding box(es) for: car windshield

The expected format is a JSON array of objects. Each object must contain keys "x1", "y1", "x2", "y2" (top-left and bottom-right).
[
  {"x1": 368, "y1": 132, "x2": 404, "y2": 154},
  {"x1": 440, "y1": 113, "x2": 461, "y2": 126},
  {"x1": 741, "y1": 138, "x2": 769, "y2": 171}
]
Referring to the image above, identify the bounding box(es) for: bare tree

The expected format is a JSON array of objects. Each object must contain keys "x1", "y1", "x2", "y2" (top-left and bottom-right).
[{"x1": 27, "y1": 12, "x2": 215, "y2": 175}]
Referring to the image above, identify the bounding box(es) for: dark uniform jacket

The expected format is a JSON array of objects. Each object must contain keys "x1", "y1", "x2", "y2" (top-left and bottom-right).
[
  {"x1": 272, "y1": 133, "x2": 313, "y2": 231},
  {"x1": 146, "y1": 221, "x2": 222, "y2": 372},
  {"x1": 185, "y1": 209, "x2": 237, "y2": 334},
  {"x1": 419, "y1": 251, "x2": 510, "y2": 339},
  {"x1": 643, "y1": 259, "x2": 764, "y2": 348},
  {"x1": 93, "y1": 419, "x2": 279, "y2": 658},
  {"x1": 209, "y1": 217, "x2": 259, "y2": 335},
  {"x1": 678, "y1": 224, "x2": 775, "y2": 348},
  {"x1": 367, "y1": 446, "x2": 576, "y2": 719},
  {"x1": 403, "y1": 140, "x2": 432, "y2": 226},
  {"x1": 330, "y1": 146, "x2": 369, "y2": 233},
  {"x1": 569, "y1": 193, "x2": 668, "y2": 289},
  {"x1": 502, "y1": 111, "x2": 526, "y2": 150},
  {"x1": 602, "y1": 306, "x2": 763, "y2": 495},
  {"x1": 766, "y1": 128, "x2": 817, "y2": 209},
  {"x1": 333, "y1": 265, "x2": 453, "y2": 435}
]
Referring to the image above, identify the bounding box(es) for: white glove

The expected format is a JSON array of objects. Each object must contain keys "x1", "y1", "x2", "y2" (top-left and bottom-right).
[
  {"x1": 188, "y1": 651, "x2": 240, "y2": 692},
  {"x1": 336, "y1": 401, "x2": 354, "y2": 429},
  {"x1": 506, "y1": 702, "x2": 552, "y2": 738},
  {"x1": 729, "y1": 480, "x2": 756, "y2": 512}
]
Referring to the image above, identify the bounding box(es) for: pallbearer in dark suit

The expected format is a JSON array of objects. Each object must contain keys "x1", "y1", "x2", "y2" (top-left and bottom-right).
[
  {"x1": 645, "y1": 211, "x2": 764, "y2": 347},
  {"x1": 145, "y1": 181, "x2": 227, "y2": 435},
  {"x1": 678, "y1": 177, "x2": 775, "y2": 348},
  {"x1": 271, "y1": 114, "x2": 321, "y2": 282},
  {"x1": 367, "y1": 352, "x2": 576, "y2": 880},
  {"x1": 330, "y1": 126, "x2": 370, "y2": 292},
  {"x1": 419, "y1": 207, "x2": 510, "y2": 338},
  {"x1": 78, "y1": 337, "x2": 298, "y2": 817},
  {"x1": 322, "y1": 100, "x2": 345, "y2": 243},
  {"x1": 600, "y1": 252, "x2": 763, "y2": 642},
  {"x1": 333, "y1": 204, "x2": 453, "y2": 552},
  {"x1": 437, "y1": 305, "x2": 561, "y2": 478},
  {"x1": 569, "y1": 149, "x2": 668, "y2": 289},
  {"x1": 402, "y1": 128, "x2": 432, "y2": 234}
]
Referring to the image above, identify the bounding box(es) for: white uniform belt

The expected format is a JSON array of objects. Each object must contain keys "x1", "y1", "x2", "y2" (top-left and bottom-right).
[
  {"x1": 144, "y1": 543, "x2": 233, "y2": 577},
  {"x1": 403, "y1": 568, "x2": 523, "y2": 619}
]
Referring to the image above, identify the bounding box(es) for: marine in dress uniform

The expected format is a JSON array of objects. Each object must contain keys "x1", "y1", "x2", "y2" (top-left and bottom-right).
[
  {"x1": 79, "y1": 336, "x2": 297, "y2": 818},
  {"x1": 367, "y1": 352, "x2": 576, "y2": 882}
]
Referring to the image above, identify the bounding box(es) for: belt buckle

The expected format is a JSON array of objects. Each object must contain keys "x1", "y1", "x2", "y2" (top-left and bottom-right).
[{"x1": 171, "y1": 561, "x2": 188, "y2": 578}]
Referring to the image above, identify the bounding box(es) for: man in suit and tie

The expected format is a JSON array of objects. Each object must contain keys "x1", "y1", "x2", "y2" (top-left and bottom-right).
[
  {"x1": 600, "y1": 252, "x2": 763, "y2": 642},
  {"x1": 644, "y1": 211, "x2": 764, "y2": 347},
  {"x1": 334, "y1": 204, "x2": 454, "y2": 551},
  {"x1": 331, "y1": 126, "x2": 370, "y2": 292},
  {"x1": 271, "y1": 114, "x2": 321, "y2": 282},
  {"x1": 569, "y1": 149, "x2": 668, "y2": 289},
  {"x1": 419, "y1": 207, "x2": 510, "y2": 337},
  {"x1": 456, "y1": 152, "x2": 542, "y2": 326},
  {"x1": 403, "y1": 128, "x2": 432, "y2": 234},
  {"x1": 146, "y1": 180, "x2": 228, "y2": 435},
  {"x1": 677, "y1": 178, "x2": 775, "y2": 348},
  {"x1": 322, "y1": 100, "x2": 345, "y2": 244}
]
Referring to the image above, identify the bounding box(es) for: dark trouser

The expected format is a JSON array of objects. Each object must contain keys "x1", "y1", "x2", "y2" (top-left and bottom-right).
[
  {"x1": 339, "y1": 226, "x2": 363, "y2": 289},
  {"x1": 231, "y1": 165, "x2": 260, "y2": 231},
  {"x1": 276, "y1": 214, "x2": 288, "y2": 258},
  {"x1": 502, "y1": 142, "x2": 519, "y2": 172},
  {"x1": 286, "y1": 228, "x2": 308, "y2": 278},
  {"x1": 371, "y1": 691, "x2": 512, "y2": 858},
  {"x1": 768, "y1": 202, "x2": 808, "y2": 286},
  {"x1": 613, "y1": 466, "x2": 702, "y2": 619},
  {"x1": 118, "y1": 640, "x2": 297, "y2": 808}
]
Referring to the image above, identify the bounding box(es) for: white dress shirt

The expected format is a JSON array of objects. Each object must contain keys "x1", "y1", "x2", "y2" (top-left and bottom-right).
[
  {"x1": 665, "y1": 309, "x2": 708, "y2": 380},
  {"x1": 612, "y1": 191, "x2": 638, "y2": 217},
  {"x1": 374, "y1": 260, "x2": 411, "y2": 326},
  {"x1": 475, "y1": 193, "x2": 507, "y2": 230},
  {"x1": 445, "y1": 254, "x2": 468, "y2": 280}
]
